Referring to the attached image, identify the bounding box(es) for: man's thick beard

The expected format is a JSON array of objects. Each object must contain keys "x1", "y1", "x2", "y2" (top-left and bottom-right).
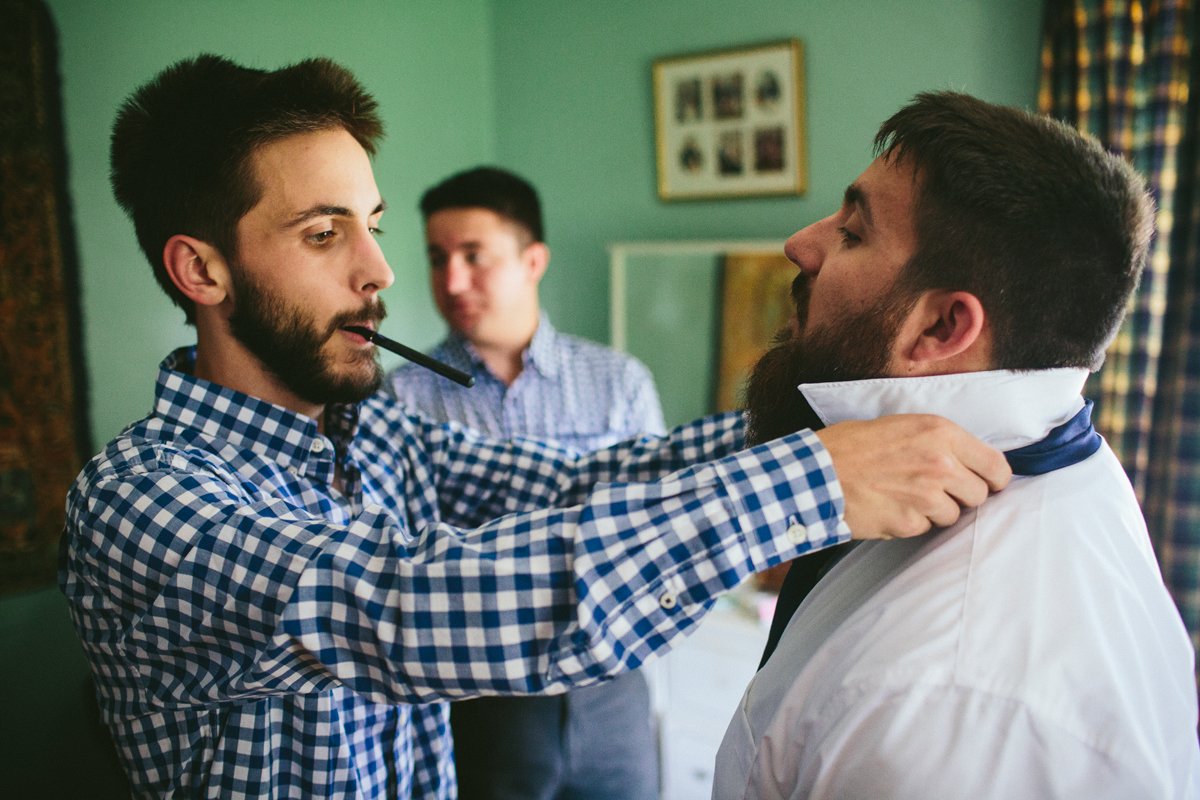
[
  {"x1": 744, "y1": 280, "x2": 914, "y2": 447},
  {"x1": 227, "y1": 266, "x2": 386, "y2": 406}
]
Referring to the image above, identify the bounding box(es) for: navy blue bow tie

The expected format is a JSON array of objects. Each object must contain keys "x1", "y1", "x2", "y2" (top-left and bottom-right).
[
  {"x1": 1003, "y1": 400, "x2": 1101, "y2": 476},
  {"x1": 758, "y1": 399, "x2": 1102, "y2": 670}
]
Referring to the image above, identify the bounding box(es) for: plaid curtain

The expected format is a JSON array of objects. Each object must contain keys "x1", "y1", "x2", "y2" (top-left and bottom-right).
[{"x1": 1040, "y1": 0, "x2": 1200, "y2": 658}]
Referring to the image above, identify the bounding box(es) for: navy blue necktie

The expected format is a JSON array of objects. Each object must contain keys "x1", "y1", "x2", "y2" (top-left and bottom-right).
[
  {"x1": 1003, "y1": 400, "x2": 1101, "y2": 476},
  {"x1": 757, "y1": 400, "x2": 1102, "y2": 669}
]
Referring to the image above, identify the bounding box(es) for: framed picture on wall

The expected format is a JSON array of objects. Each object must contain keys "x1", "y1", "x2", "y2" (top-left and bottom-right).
[
  {"x1": 714, "y1": 251, "x2": 797, "y2": 414},
  {"x1": 653, "y1": 40, "x2": 806, "y2": 201}
]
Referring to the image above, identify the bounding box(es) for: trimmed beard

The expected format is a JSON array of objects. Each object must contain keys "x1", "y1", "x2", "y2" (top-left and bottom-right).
[
  {"x1": 744, "y1": 274, "x2": 915, "y2": 447},
  {"x1": 227, "y1": 263, "x2": 386, "y2": 406}
]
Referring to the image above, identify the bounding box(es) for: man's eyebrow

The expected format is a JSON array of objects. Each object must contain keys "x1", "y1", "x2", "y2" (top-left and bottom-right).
[
  {"x1": 282, "y1": 200, "x2": 387, "y2": 229},
  {"x1": 843, "y1": 183, "x2": 873, "y2": 230}
]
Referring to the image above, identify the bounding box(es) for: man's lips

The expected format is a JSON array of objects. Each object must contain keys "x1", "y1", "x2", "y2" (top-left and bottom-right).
[
  {"x1": 445, "y1": 301, "x2": 476, "y2": 318},
  {"x1": 340, "y1": 327, "x2": 373, "y2": 345},
  {"x1": 331, "y1": 297, "x2": 387, "y2": 343},
  {"x1": 335, "y1": 318, "x2": 381, "y2": 345},
  {"x1": 441, "y1": 303, "x2": 481, "y2": 329}
]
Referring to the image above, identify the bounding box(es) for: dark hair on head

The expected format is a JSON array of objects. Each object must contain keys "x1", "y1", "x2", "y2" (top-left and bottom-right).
[
  {"x1": 110, "y1": 54, "x2": 384, "y2": 323},
  {"x1": 875, "y1": 91, "x2": 1154, "y2": 371},
  {"x1": 420, "y1": 166, "x2": 544, "y2": 244}
]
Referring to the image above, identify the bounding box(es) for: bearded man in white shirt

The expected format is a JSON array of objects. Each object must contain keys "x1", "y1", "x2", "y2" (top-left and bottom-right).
[{"x1": 713, "y1": 91, "x2": 1200, "y2": 799}]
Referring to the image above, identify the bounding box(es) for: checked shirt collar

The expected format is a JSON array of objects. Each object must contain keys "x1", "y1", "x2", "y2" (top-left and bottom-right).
[
  {"x1": 155, "y1": 347, "x2": 359, "y2": 490},
  {"x1": 440, "y1": 310, "x2": 562, "y2": 384}
]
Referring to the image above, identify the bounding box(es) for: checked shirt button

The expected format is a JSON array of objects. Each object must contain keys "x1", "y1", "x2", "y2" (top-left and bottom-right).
[
  {"x1": 786, "y1": 523, "x2": 807, "y2": 544},
  {"x1": 659, "y1": 593, "x2": 677, "y2": 610},
  {"x1": 312, "y1": 439, "x2": 326, "y2": 454}
]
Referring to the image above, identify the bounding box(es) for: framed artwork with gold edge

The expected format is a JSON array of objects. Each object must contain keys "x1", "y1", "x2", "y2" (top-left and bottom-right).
[
  {"x1": 714, "y1": 251, "x2": 797, "y2": 414},
  {"x1": 653, "y1": 39, "x2": 806, "y2": 201}
]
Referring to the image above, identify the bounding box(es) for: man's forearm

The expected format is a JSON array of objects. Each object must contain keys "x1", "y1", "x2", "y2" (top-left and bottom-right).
[{"x1": 555, "y1": 411, "x2": 747, "y2": 507}]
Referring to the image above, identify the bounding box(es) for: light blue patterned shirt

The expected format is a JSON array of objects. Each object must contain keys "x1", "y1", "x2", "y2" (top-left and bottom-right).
[
  {"x1": 386, "y1": 313, "x2": 666, "y2": 452},
  {"x1": 61, "y1": 347, "x2": 848, "y2": 799},
  {"x1": 386, "y1": 313, "x2": 668, "y2": 790}
]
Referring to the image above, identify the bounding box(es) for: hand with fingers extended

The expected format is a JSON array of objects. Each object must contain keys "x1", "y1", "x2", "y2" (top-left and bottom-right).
[{"x1": 816, "y1": 414, "x2": 1011, "y2": 540}]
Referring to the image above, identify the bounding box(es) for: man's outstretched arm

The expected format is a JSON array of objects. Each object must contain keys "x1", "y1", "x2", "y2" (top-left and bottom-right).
[
  {"x1": 399, "y1": 405, "x2": 1010, "y2": 541},
  {"x1": 590, "y1": 412, "x2": 1011, "y2": 540},
  {"x1": 817, "y1": 414, "x2": 1012, "y2": 539}
]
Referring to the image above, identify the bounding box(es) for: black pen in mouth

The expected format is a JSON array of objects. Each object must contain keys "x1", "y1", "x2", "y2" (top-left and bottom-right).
[{"x1": 342, "y1": 325, "x2": 474, "y2": 388}]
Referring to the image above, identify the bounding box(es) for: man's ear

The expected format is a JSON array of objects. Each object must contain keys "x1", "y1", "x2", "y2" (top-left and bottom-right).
[
  {"x1": 161, "y1": 234, "x2": 233, "y2": 308},
  {"x1": 522, "y1": 241, "x2": 550, "y2": 284},
  {"x1": 892, "y1": 290, "x2": 990, "y2": 374}
]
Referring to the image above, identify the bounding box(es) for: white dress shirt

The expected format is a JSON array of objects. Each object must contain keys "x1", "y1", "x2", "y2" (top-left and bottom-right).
[{"x1": 714, "y1": 368, "x2": 1200, "y2": 800}]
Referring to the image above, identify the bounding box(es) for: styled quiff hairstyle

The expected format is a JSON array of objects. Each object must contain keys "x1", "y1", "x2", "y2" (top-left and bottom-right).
[
  {"x1": 420, "y1": 166, "x2": 544, "y2": 245},
  {"x1": 878, "y1": 91, "x2": 1155, "y2": 370},
  {"x1": 110, "y1": 55, "x2": 384, "y2": 323}
]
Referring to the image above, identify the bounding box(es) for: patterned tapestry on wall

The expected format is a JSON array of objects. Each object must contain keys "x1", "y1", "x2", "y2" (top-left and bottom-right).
[{"x1": 0, "y1": 0, "x2": 91, "y2": 594}]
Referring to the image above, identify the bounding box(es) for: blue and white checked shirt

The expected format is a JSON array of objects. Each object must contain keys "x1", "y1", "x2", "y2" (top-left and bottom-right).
[
  {"x1": 60, "y1": 347, "x2": 850, "y2": 800},
  {"x1": 386, "y1": 313, "x2": 666, "y2": 452},
  {"x1": 386, "y1": 314, "x2": 668, "y2": 792}
]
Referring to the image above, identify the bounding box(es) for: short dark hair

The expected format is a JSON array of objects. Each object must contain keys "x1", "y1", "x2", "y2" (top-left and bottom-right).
[
  {"x1": 876, "y1": 91, "x2": 1154, "y2": 370},
  {"x1": 419, "y1": 167, "x2": 544, "y2": 244},
  {"x1": 110, "y1": 55, "x2": 384, "y2": 323}
]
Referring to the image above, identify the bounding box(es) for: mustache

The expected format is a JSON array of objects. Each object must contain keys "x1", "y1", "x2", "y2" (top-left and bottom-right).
[
  {"x1": 790, "y1": 272, "x2": 812, "y2": 335},
  {"x1": 326, "y1": 298, "x2": 387, "y2": 339},
  {"x1": 791, "y1": 272, "x2": 811, "y2": 308}
]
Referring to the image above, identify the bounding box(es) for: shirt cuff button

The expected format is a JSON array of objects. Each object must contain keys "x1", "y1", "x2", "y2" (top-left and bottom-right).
[
  {"x1": 312, "y1": 439, "x2": 326, "y2": 453},
  {"x1": 659, "y1": 593, "x2": 677, "y2": 610},
  {"x1": 786, "y1": 523, "x2": 806, "y2": 544}
]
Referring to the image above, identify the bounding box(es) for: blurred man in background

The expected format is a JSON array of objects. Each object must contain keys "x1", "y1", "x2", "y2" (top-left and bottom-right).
[{"x1": 387, "y1": 167, "x2": 664, "y2": 800}]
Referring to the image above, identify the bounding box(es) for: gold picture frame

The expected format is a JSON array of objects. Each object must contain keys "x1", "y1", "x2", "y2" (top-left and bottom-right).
[
  {"x1": 653, "y1": 40, "x2": 806, "y2": 201},
  {"x1": 714, "y1": 251, "x2": 798, "y2": 413}
]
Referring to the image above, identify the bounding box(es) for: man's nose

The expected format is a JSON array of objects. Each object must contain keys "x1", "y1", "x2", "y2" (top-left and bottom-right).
[
  {"x1": 357, "y1": 231, "x2": 394, "y2": 294},
  {"x1": 443, "y1": 257, "x2": 472, "y2": 294},
  {"x1": 783, "y1": 216, "x2": 832, "y2": 277}
]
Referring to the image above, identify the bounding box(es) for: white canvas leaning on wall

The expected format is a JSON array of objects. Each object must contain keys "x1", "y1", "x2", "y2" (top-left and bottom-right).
[{"x1": 609, "y1": 240, "x2": 786, "y2": 427}]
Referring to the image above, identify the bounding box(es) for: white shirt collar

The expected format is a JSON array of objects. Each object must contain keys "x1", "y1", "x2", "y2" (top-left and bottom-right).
[{"x1": 799, "y1": 368, "x2": 1090, "y2": 451}]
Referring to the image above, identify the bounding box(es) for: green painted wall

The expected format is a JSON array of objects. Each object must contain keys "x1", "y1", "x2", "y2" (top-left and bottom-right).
[
  {"x1": 46, "y1": 0, "x2": 497, "y2": 448},
  {"x1": 490, "y1": 0, "x2": 1044, "y2": 346}
]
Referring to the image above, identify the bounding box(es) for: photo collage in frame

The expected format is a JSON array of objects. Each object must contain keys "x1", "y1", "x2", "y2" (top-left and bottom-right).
[{"x1": 654, "y1": 40, "x2": 806, "y2": 200}]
